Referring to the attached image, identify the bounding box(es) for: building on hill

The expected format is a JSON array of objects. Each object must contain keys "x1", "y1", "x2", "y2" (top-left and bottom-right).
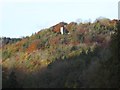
[
  {"x1": 60, "y1": 25, "x2": 69, "y2": 34},
  {"x1": 51, "y1": 22, "x2": 69, "y2": 34}
]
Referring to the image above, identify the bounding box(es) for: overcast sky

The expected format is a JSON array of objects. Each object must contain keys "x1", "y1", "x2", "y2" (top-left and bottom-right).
[{"x1": 0, "y1": 0, "x2": 119, "y2": 38}]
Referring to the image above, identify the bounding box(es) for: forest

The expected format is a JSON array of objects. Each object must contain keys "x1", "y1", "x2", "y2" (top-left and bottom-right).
[{"x1": 1, "y1": 18, "x2": 120, "y2": 88}]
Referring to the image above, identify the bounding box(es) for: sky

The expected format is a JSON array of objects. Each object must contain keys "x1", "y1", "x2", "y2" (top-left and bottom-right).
[{"x1": 0, "y1": 0, "x2": 119, "y2": 38}]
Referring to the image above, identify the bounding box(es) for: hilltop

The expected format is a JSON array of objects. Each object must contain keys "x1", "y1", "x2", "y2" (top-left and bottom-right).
[{"x1": 1, "y1": 18, "x2": 120, "y2": 88}]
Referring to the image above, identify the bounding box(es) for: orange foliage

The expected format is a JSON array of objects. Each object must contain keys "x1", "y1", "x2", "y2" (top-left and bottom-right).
[{"x1": 27, "y1": 39, "x2": 41, "y2": 53}]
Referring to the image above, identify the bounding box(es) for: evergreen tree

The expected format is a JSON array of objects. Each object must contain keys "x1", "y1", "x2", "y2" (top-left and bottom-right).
[{"x1": 7, "y1": 71, "x2": 19, "y2": 88}]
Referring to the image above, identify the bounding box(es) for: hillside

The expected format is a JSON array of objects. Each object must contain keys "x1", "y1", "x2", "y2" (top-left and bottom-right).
[
  {"x1": 0, "y1": 37, "x2": 21, "y2": 48},
  {"x1": 1, "y1": 18, "x2": 120, "y2": 88}
]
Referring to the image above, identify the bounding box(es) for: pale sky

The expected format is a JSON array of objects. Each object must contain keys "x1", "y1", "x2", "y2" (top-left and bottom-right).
[{"x1": 0, "y1": 0, "x2": 119, "y2": 38}]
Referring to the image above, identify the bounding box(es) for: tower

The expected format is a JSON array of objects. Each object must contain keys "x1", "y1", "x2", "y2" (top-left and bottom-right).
[{"x1": 60, "y1": 27, "x2": 64, "y2": 34}]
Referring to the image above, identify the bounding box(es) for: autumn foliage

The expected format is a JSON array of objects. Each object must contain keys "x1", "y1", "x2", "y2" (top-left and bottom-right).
[
  {"x1": 27, "y1": 39, "x2": 41, "y2": 53},
  {"x1": 1, "y1": 18, "x2": 119, "y2": 88}
]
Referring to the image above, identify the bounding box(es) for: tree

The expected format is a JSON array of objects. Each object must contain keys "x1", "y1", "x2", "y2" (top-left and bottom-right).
[{"x1": 7, "y1": 71, "x2": 19, "y2": 88}]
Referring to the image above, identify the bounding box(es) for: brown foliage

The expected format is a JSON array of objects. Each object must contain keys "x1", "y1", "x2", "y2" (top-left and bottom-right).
[
  {"x1": 49, "y1": 36, "x2": 61, "y2": 46},
  {"x1": 70, "y1": 41, "x2": 80, "y2": 46},
  {"x1": 95, "y1": 35, "x2": 105, "y2": 44},
  {"x1": 66, "y1": 22, "x2": 77, "y2": 31}
]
